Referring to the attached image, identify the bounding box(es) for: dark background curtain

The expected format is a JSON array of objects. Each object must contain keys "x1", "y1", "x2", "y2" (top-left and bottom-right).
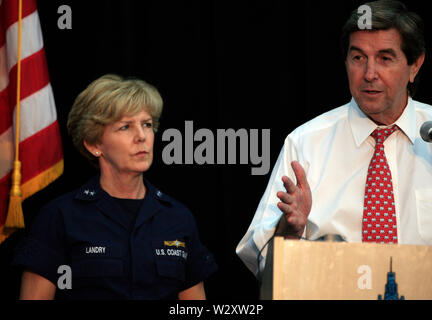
[{"x1": 1, "y1": 0, "x2": 431, "y2": 299}]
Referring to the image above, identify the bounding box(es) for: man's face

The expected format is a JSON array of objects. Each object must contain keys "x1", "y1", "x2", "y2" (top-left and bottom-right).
[{"x1": 345, "y1": 28, "x2": 424, "y2": 125}]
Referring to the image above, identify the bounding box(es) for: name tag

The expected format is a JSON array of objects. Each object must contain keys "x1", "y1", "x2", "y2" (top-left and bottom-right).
[{"x1": 85, "y1": 246, "x2": 106, "y2": 254}]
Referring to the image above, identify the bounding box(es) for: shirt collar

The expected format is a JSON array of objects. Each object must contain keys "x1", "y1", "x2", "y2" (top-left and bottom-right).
[
  {"x1": 75, "y1": 174, "x2": 173, "y2": 230},
  {"x1": 348, "y1": 96, "x2": 416, "y2": 147},
  {"x1": 75, "y1": 174, "x2": 173, "y2": 206}
]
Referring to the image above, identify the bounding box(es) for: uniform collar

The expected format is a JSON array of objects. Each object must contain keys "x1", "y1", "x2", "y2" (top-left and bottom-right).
[
  {"x1": 134, "y1": 178, "x2": 173, "y2": 230},
  {"x1": 142, "y1": 177, "x2": 173, "y2": 206},
  {"x1": 75, "y1": 175, "x2": 172, "y2": 203},
  {"x1": 348, "y1": 96, "x2": 416, "y2": 147},
  {"x1": 75, "y1": 175, "x2": 103, "y2": 201},
  {"x1": 75, "y1": 174, "x2": 173, "y2": 230}
]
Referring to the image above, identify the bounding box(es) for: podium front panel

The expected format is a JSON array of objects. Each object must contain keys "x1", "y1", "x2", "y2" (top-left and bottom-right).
[{"x1": 263, "y1": 237, "x2": 432, "y2": 300}]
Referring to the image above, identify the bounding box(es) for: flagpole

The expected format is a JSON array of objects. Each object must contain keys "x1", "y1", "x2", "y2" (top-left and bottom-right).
[{"x1": 5, "y1": 0, "x2": 24, "y2": 230}]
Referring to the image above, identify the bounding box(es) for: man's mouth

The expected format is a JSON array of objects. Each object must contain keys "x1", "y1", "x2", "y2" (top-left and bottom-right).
[{"x1": 362, "y1": 90, "x2": 382, "y2": 95}]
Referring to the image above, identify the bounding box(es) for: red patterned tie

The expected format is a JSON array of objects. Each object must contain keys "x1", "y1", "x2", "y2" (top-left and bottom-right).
[{"x1": 362, "y1": 126, "x2": 398, "y2": 244}]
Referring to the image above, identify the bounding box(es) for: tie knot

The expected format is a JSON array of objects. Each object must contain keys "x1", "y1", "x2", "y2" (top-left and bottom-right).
[{"x1": 371, "y1": 125, "x2": 398, "y2": 144}]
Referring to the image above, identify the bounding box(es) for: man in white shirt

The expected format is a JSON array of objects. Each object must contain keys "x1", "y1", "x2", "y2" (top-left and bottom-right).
[{"x1": 236, "y1": 0, "x2": 432, "y2": 277}]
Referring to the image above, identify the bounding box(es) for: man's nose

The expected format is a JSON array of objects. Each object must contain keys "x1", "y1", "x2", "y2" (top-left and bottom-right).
[{"x1": 364, "y1": 60, "x2": 378, "y2": 82}]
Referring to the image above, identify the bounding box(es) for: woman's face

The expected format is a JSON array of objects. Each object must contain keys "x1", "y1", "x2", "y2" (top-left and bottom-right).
[{"x1": 95, "y1": 109, "x2": 155, "y2": 176}]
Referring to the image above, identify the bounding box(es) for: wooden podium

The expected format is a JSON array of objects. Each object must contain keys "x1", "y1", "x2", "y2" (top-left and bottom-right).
[{"x1": 261, "y1": 237, "x2": 432, "y2": 300}]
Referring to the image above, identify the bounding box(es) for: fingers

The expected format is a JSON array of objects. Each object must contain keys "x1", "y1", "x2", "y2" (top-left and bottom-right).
[
  {"x1": 276, "y1": 194, "x2": 297, "y2": 222},
  {"x1": 276, "y1": 191, "x2": 293, "y2": 204},
  {"x1": 277, "y1": 201, "x2": 293, "y2": 214},
  {"x1": 276, "y1": 162, "x2": 311, "y2": 238},
  {"x1": 282, "y1": 175, "x2": 296, "y2": 194},
  {"x1": 281, "y1": 161, "x2": 309, "y2": 193},
  {"x1": 291, "y1": 161, "x2": 310, "y2": 191},
  {"x1": 286, "y1": 215, "x2": 296, "y2": 226},
  {"x1": 276, "y1": 202, "x2": 300, "y2": 229}
]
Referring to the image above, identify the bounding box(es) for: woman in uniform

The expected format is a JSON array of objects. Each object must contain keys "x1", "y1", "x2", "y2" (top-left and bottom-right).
[{"x1": 13, "y1": 74, "x2": 217, "y2": 299}]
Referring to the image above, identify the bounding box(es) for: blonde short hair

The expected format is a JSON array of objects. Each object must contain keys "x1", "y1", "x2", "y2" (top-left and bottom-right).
[{"x1": 67, "y1": 74, "x2": 163, "y2": 163}]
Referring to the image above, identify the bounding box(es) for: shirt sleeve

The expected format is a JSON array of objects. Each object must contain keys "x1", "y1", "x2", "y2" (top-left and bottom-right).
[
  {"x1": 236, "y1": 135, "x2": 301, "y2": 277},
  {"x1": 181, "y1": 213, "x2": 218, "y2": 291},
  {"x1": 12, "y1": 201, "x2": 68, "y2": 285}
]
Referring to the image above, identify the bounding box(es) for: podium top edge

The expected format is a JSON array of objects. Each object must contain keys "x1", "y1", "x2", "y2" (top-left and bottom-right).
[{"x1": 273, "y1": 236, "x2": 431, "y2": 249}]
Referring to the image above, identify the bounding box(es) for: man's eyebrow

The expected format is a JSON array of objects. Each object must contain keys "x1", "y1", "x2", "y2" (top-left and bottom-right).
[
  {"x1": 378, "y1": 48, "x2": 397, "y2": 57},
  {"x1": 348, "y1": 46, "x2": 397, "y2": 57},
  {"x1": 348, "y1": 46, "x2": 365, "y2": 55}
]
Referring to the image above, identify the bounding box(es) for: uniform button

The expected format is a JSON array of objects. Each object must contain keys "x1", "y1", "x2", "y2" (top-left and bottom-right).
[{"x1": 157, "y1": 191, "x2": 163, "y2": 198}]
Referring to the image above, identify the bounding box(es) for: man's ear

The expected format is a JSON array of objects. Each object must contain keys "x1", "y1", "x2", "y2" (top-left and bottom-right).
[
  {"x1": 409, "y1": 52, "x2": 425, "y2": 83},
  {"x1": 83, "y1": 140, "x2": 101, "y2": 157}
]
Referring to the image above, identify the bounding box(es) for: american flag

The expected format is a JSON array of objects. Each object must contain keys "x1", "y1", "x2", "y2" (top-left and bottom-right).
[{"x1": 0, "y1": 0, "x2": 63, "y2": 242}]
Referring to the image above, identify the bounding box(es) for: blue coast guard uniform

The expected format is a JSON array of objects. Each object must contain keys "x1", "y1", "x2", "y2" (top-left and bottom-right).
[{"x1": 13, "y1": 176, "x2": 217, "y2": 300}]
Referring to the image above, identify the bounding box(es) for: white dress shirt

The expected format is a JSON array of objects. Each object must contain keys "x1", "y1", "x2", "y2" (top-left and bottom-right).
[{"x1": 236, "y1": 97, "x2": 432, "y2": 276}]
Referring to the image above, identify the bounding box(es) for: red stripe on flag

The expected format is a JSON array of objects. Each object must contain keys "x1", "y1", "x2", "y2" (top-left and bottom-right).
[
  {"x1": 0, "y1": 1, "x2": 7, "y2": 47},
  {"x1": 1, "y1": 0, "x2": 37, "y2": 32},
  {"x1": 0, "y1": 2, "x2": 5, "y2": 48},
  {"x1": 0, "y1": 31, "x2": 3, "y2": 52},
  {"x1": 20, "y1": 121, "x2": 63, "y2": 185},
  {"x1": 0, "y1": 88, "x2": 11, "y2": 134},
  {"x1": 0, "y1": 172, "x2": 11, "y2": 225},
  {"x1": 0, "y1": 48, "x2": 51, "y2": 136}
]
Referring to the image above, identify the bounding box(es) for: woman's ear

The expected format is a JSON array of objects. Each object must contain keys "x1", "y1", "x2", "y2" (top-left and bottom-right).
[{"x1": 83, "y1": 140, "x2": 101, "y2": 157}]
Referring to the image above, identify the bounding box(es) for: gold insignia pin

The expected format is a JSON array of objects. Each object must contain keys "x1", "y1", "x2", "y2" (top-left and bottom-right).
[{"x1": 164, "y1": 240, "x2": 185, "y2": 248}]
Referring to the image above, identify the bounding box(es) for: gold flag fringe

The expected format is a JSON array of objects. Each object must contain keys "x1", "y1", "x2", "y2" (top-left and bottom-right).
[
  {"x1": 0, "y1": 160, "x2": 64, "y2": 244},
  {"x1": 4, "y1": 161, "x2": 25, "y2": 230}
]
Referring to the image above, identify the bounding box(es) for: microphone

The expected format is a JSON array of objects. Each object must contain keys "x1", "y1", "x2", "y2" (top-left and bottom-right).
[
  {"x1": 316, "y1": 234, "x2": 346, "y2": 242},
  {"x1": 420, "y1": 121, "x2": 432, "y2": 142}
]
